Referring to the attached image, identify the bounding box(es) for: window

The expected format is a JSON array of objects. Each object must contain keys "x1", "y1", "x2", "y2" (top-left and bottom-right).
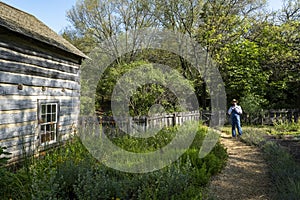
[{"x1": 38, "y1": 100, "x2": 59, "y2": 144}]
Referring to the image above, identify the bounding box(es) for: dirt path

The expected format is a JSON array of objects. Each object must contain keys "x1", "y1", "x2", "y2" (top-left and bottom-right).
[{"x1": 206, "y1": 132, "x2": 273, "y2": 200}]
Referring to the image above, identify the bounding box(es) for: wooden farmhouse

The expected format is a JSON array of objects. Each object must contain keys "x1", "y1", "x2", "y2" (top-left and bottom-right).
[{"x1": 0, "y1": 2, "x2": 86, "y2": 163}]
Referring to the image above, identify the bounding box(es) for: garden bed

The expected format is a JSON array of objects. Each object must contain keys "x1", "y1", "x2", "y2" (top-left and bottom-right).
[
  {"x1": 264, "y1": 134, "x2": 300, "y2": 163},
  {"x1": 0, "y1": 124, "x2": 227, "y2": 199},
  {"x1": 241, "y1": 127, "x2": 300, "y2": 199}
]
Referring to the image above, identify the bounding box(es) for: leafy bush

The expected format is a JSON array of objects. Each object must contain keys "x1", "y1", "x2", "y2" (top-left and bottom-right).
[{"x1": 240, "y1": 127, "x2": 268, "y2": 146}]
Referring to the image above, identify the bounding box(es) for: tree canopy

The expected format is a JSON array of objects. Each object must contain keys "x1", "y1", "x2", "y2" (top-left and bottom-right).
[{"x1": 63, "y1": 0, "x2": 300, "y2": 115}]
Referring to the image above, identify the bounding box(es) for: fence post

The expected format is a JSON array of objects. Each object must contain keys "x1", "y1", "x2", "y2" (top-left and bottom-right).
[{"x1": 173, "y1": 112, "x2": 177, "y2": 126}]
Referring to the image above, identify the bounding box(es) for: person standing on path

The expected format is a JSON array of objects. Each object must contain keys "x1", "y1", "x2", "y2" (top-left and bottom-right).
[{"x1": 228, "y1": 99, "x2": 243, "y2": 138}]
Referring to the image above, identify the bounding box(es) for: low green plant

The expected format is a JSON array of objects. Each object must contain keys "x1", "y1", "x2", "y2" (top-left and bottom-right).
[
  {"x1": 74, "y1": 125, "x2": 227, "y2": 199},
  {"x1": 241, "y1": 128, "x2": 300, "y2": 199},
  {"x1": 0, "y1": 125, "x2": 228, "y2": 200},
  {"x1": 263, "y1": 142, "x2": 300, "y2": 199},
  {"x1": 240, "y1": 127, "x2": 268, "y2": 146},
  {"x1": 0, "y1": 146, "x2": 32, "y2": 199},
  {"x1": 273, "y1": 118, "x2": 300, "y2": 134}
]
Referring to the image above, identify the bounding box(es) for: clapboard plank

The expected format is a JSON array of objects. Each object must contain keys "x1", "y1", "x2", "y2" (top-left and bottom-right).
[{"x1": 0, "y1": 71, "x2": 80, "y2": 90}]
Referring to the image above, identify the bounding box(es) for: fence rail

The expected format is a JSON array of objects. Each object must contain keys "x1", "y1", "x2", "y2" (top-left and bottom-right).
[
  {"x1": 241, "y1": 109, "x2": 299, "y2": 125},
  {"x1": 79, "y1": 109, "x2": 299, "y2": 136},
  {"x1": 98, "y1": 111, "x2": 201, "y2": 136}
]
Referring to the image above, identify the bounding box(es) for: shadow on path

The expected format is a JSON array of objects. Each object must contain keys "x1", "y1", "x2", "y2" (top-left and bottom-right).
[{"x1": 206, "y1": 132, "x2": 273, "y2": 200}]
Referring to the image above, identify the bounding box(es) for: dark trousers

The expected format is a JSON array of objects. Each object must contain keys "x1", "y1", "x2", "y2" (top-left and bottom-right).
[{"x1": 231, "y1": 115, "x2": 242, "y2": 137}]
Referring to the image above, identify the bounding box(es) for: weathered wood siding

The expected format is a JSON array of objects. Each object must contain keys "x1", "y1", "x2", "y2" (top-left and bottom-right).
[{"x1": 0, "y1": 35, "x2": 81, "y2": 162}]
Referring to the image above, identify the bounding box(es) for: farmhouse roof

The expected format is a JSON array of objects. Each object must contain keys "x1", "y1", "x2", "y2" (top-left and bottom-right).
[{"x1": 0, "y1": 2, "x2": 86, "y2": 58}]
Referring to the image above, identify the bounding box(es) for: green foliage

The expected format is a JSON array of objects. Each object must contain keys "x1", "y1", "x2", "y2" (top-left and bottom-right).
[
  {"x1": 64, "y1": 0, "x2": 300, "y2": 110},
  {"x1": 240, "y1": 127, "x2": 269, "y2": 147},
  {"x1": 0, "y1": 167, "x2": 32, "y2": 199},
  {"x1": 263, "y1": 142, "x2": 300, "y2": 199},
  {"x1": 272, "y1": 119, "x2": 300, "y2": 134},
  {"x1": 221, "y1": 39, "x2": 268, "y2": 100},
  {"x1": 241, "y1": 127, "x2": 300, "y2": 199},
  {"x1": 240, "y1": 94, "x2": 267, "y2": 115},
  {"x1": 247, "y1": 15, "x2": 300, "y2": 108},
  {"x1": 0, "y1": 126, "x2": 227, "y2": 199},
  {"x1": 0, "y1": 147, "x2": 32, "y2": 199},
  {"x1": 96, "y1": 60, "x2": 193, "y2": 116},
  {"x1": 112, "y1": 126, "x2": 176, "y2": 152}
]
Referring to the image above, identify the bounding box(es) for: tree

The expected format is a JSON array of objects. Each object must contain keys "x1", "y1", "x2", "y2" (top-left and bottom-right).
[
  {"x1": 221, "y1": 39, "x2": 268, "y2": 101},
  {"x1": 195, "y1": 0, "x2": 267, "y2": 108},
  {"x1": 96, "y1": 60, "x2": 194, "y2": 116},
  {"x1": 65, "y1": 0, "x2": 157, "y2": 62},
  {"x1": 65, "y1": 0, "x2": 300, "y2": 113},
  {"x1": 245, "y1": 0, "x2": 300, "y2": 108}
]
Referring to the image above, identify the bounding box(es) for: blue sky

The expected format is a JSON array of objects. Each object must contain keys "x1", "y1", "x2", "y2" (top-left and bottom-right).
[
  {"x1": 1, "y1": 0, "x2": 77, "y2": 33},
  {"x1": 1, "y1": 0, "x2": 282, "y2": 34}
]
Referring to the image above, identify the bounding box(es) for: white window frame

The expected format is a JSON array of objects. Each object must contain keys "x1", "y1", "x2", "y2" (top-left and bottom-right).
[{"x1": 37, "y1": 100, "x2": 60, "y2": 145}]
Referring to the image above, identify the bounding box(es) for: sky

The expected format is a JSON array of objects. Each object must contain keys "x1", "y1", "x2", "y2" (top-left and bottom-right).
[{"x1": 1, "y1": 0, "x2": 283, "y2": 34}]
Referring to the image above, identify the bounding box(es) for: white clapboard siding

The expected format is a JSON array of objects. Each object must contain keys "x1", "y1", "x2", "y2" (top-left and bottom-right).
[
  {"x1": 0, "y1": 38, "x2": 82, "y2": 163},
  {"x1": 0, "y1": 71, "x2": 80, "y2": 90},
  {"x1": 0, "y1": 122, "x2": 37, "y2": 140},
  {"x1": 5, "y1": 146, "x2": 34, "y2": 163},
  {"x1": 0, "y1": 109, "x2": 37, "y2": 125},
  {"x1": 0, "y1": 46, "x2": 79, "y2": 73},
  {"x1": 0, "y1": 59, "x2": 79, "y2": 81},
  {"x1": 0, "y1": 96, "x2": 80, "y2": 111},
  {"x1": 0, "y1": 41, "x2": 81, "y2": 68},
  {"x1": 0, "y1": 83, "x2": 80, "y2": 97},
  {"x1": 0, "y1": 135, "x2": 35, "y2": 149}
]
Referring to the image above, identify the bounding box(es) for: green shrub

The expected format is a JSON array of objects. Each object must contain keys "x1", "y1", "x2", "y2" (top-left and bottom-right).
[{"x1": 0, "y1": 146, "x2": 32, "y2": 200}]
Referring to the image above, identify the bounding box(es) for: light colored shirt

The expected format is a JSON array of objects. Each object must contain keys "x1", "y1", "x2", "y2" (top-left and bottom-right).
[{"x1": 228, "y1": 105, "x2": 242, "y2": 115}]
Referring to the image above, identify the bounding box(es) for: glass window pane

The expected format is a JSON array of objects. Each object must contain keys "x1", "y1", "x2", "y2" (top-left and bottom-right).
[
  {"x1": 41, "y1": 134, "x2": 46, "y2": 143},
  {"x1": 52, "y1": 105, "x2": 56, "y2": 113},
  {"x1": 52, "y1": 114, "x2": 56, "y2": 122},
  {"x1": 47, "y1": 105, "x2": 52, "y2": 113},
  {"x1": 39, "y1": 101, "x2": 59, "y2": 143},
  {"x1": 41, "y1": 114, "x2": 46, "y2": 123},
  {"x1": 46, "y1": 124, "x2": 49, "y2": 131},
  {"x1": 51, "y1": 131, "x2": 55, "y2": 141},
  {"x1": 41, "y1": 125, "x2": 46, "y2": 132},
  {"x1": 47, "y1": 114, "x2": 51, "y2": 122},
  {"x1": 41, "y1": 105, "x2": 46, "y2": 114}
]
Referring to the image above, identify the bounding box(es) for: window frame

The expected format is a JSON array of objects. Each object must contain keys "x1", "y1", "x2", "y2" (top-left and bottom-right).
[{"x1": 37, "y1": 99, "x2": 60, "y2": 145}]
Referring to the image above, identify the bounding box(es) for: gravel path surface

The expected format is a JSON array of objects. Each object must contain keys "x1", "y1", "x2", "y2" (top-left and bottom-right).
[{"x1": 206, "y1": 132, "x2": 273, "y2": 200}]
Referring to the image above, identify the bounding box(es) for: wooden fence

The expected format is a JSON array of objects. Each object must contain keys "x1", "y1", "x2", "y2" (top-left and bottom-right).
[
  {"x1": 98, "y1": 111, "x2": 202, "y2": 137},
  {"x1": 80, "y1": 109, "x2": 299, "y2": 137},
  {"x1": 241, "y1": 109, "x2": 299, "y2": 125}
]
